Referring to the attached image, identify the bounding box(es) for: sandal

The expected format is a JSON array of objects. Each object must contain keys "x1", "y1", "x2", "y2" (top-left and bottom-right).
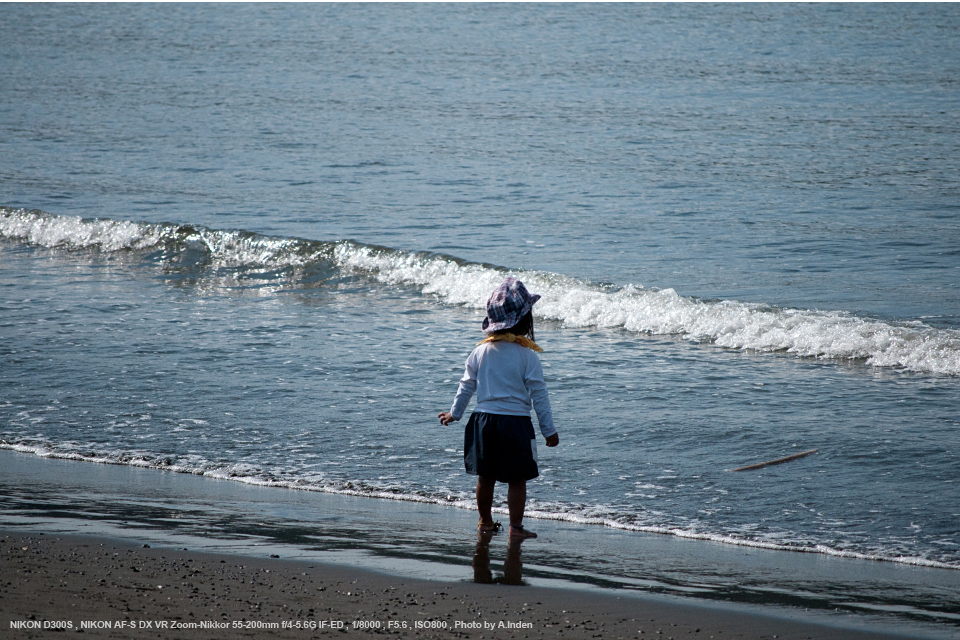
[
  {"x1": 508, "y1": 524, "x2": 537, "y2": 539},
  {"x1": 477, "y1": 520, "x2": 502, "y2": 534}
]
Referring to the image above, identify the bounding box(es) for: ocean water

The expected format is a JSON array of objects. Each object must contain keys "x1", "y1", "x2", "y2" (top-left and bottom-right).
[{"x1": 2, "y1": 2, "x2": 959, "y2": 631}]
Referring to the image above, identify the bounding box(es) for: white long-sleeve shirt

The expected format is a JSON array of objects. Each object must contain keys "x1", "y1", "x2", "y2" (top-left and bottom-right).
[{"x1": 449, "y1": 341, "x2": 557, "y2": 438}]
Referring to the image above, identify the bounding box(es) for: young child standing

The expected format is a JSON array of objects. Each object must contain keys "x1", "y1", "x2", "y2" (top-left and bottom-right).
[{"x1": 438, "y1": 277, "x2": 559, "y2": 540}]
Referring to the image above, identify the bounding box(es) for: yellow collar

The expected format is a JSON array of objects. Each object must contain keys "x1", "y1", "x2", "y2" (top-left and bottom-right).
[{"x1": 477, "y1": 332, "x2": 543, "y2": 352}]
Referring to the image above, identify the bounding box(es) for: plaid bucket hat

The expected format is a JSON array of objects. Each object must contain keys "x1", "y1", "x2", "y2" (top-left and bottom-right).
[{"x1": 481, "y1": 277, "x2": 541, "y2": 333}]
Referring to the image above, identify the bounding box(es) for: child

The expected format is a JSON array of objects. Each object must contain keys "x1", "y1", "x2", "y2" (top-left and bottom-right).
[{"x1": 438, "y1": 277, "x2": 559, "y2": 540}]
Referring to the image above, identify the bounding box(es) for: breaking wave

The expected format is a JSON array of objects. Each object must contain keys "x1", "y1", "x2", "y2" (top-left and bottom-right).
[{"x1": 3, "y1": 207, "x2": 959, "y2": 375}]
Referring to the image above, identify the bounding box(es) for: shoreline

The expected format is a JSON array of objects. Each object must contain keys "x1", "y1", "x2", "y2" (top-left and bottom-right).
[
  {"x1": 1, "y1": 450, "x2": 955, "y2": 639},
  {"x1": 2, "y1": 443, "x2": 954, "y2": 573}
]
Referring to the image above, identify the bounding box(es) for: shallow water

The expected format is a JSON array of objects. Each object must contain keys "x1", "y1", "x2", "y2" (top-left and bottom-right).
[
  {"x1": 2, "y1": 451, "x2": 957, "y2": 640},
  {"x1": 1, "y1": 3, "x2": 959, "y2": 632}
]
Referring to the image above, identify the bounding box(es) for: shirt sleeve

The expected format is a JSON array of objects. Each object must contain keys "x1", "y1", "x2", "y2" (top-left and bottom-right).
[
  {"x1": 523, "y1": 352, "x2": 557, "y2": 438},
  {"x1": 449, "y1": 350, "x2": 478, "y2": 420}
]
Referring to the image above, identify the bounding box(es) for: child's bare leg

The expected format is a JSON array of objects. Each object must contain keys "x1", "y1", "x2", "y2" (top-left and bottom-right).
[
  {"x1": 476, "y1": 476, "x2": 496, "y2": 528},
  {"x1": 507, "y1": 480, "x2": 526, "y2": 526},
  {"x1": 508, "y1": 481, "x2": 537, "y2": 538},
  {"x1": 507, "y1": 480, "x2": 527, "y2": 527}
]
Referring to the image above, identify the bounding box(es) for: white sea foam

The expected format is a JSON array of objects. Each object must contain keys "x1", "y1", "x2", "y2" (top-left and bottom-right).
[
  {"x1": 0, "y1": 208, "x2": 164, "y2": 251},
  {"x1": 3, "y1": 208, "x2": 959, "y2": 375},
  {"x1": 186, "y1": 227, "x2": 324, "y2": 270},
  {"x1": 0, "y1": 208, "x2": 324, "y2": 270},
  {"x1": 334, "y1": 242, "x2": 960, "y2": 376},
  {"x1": 3, "y1": 441, "x2": 957, "y2": 571}
]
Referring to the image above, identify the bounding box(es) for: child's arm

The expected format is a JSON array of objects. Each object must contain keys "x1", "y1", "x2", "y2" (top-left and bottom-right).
[
  {"x1": 439, "y1": 351, "x2": 478, "y2": 425},
  {"x1": 523, "y1": 351, "x2": 558, "y2": 443}
]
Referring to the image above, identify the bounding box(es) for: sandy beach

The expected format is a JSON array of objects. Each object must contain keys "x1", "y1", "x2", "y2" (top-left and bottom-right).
[
  {"x1": 3, "y1": 529, "x2": 913, "y2": 640},
  {"x1": 2, "y1": 450, "x2": 953, "y2": 639}
]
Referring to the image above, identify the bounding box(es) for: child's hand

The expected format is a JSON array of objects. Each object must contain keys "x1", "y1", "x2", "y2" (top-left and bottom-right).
[
  {"x1": 545, "y1": 433, "x2": 559, "y2": 447},
  {"x1": 437, "y1": 412, "x2": 458, "y2": 426}
]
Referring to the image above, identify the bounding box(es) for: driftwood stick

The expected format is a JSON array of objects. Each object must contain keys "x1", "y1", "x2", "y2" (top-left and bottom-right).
[{"x1": 731, "y1": 449, "x2": 818, "y2": 472}]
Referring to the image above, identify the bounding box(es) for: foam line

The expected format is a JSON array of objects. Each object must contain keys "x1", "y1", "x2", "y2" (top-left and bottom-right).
[
  {"x1": 2, "y1": 442, "x2": 956, "y2": 571},
  {"x1": 334, "y1": 241, "x2": 960, "y2": 376},
  {"x1": 3, "y1": 207, "x2": 959, "y2": 375}
]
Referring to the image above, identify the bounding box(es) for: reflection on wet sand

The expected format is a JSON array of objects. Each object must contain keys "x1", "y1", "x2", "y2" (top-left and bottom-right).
[{"x1": 473, "y1": 533, "x2": 526, "y2": 585}]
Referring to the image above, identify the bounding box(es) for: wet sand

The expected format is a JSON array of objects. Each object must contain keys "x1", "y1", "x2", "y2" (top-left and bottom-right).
[{"x1": 2, "y1": 530, "x2": 909, "y2": 640}]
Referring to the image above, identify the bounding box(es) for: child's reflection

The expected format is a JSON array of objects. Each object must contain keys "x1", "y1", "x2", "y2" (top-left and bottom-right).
[{"x1": 473, "y1": 533, "x2": 526, "y2": 585}]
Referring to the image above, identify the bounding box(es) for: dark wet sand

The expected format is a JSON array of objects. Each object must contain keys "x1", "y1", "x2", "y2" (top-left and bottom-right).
[{"x1": 2, "y1": 530, "x2": 909, "y2": 640}]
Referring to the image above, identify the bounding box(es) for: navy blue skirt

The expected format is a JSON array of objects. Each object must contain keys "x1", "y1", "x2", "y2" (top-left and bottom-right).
[{"x1": 464, "y1": 412, "x2": 539, "y2": 483}]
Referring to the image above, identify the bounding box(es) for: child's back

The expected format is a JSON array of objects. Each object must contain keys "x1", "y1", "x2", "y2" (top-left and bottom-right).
[{"x1": 451, "y1": 340, "x2": 555, "y2": 436}]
